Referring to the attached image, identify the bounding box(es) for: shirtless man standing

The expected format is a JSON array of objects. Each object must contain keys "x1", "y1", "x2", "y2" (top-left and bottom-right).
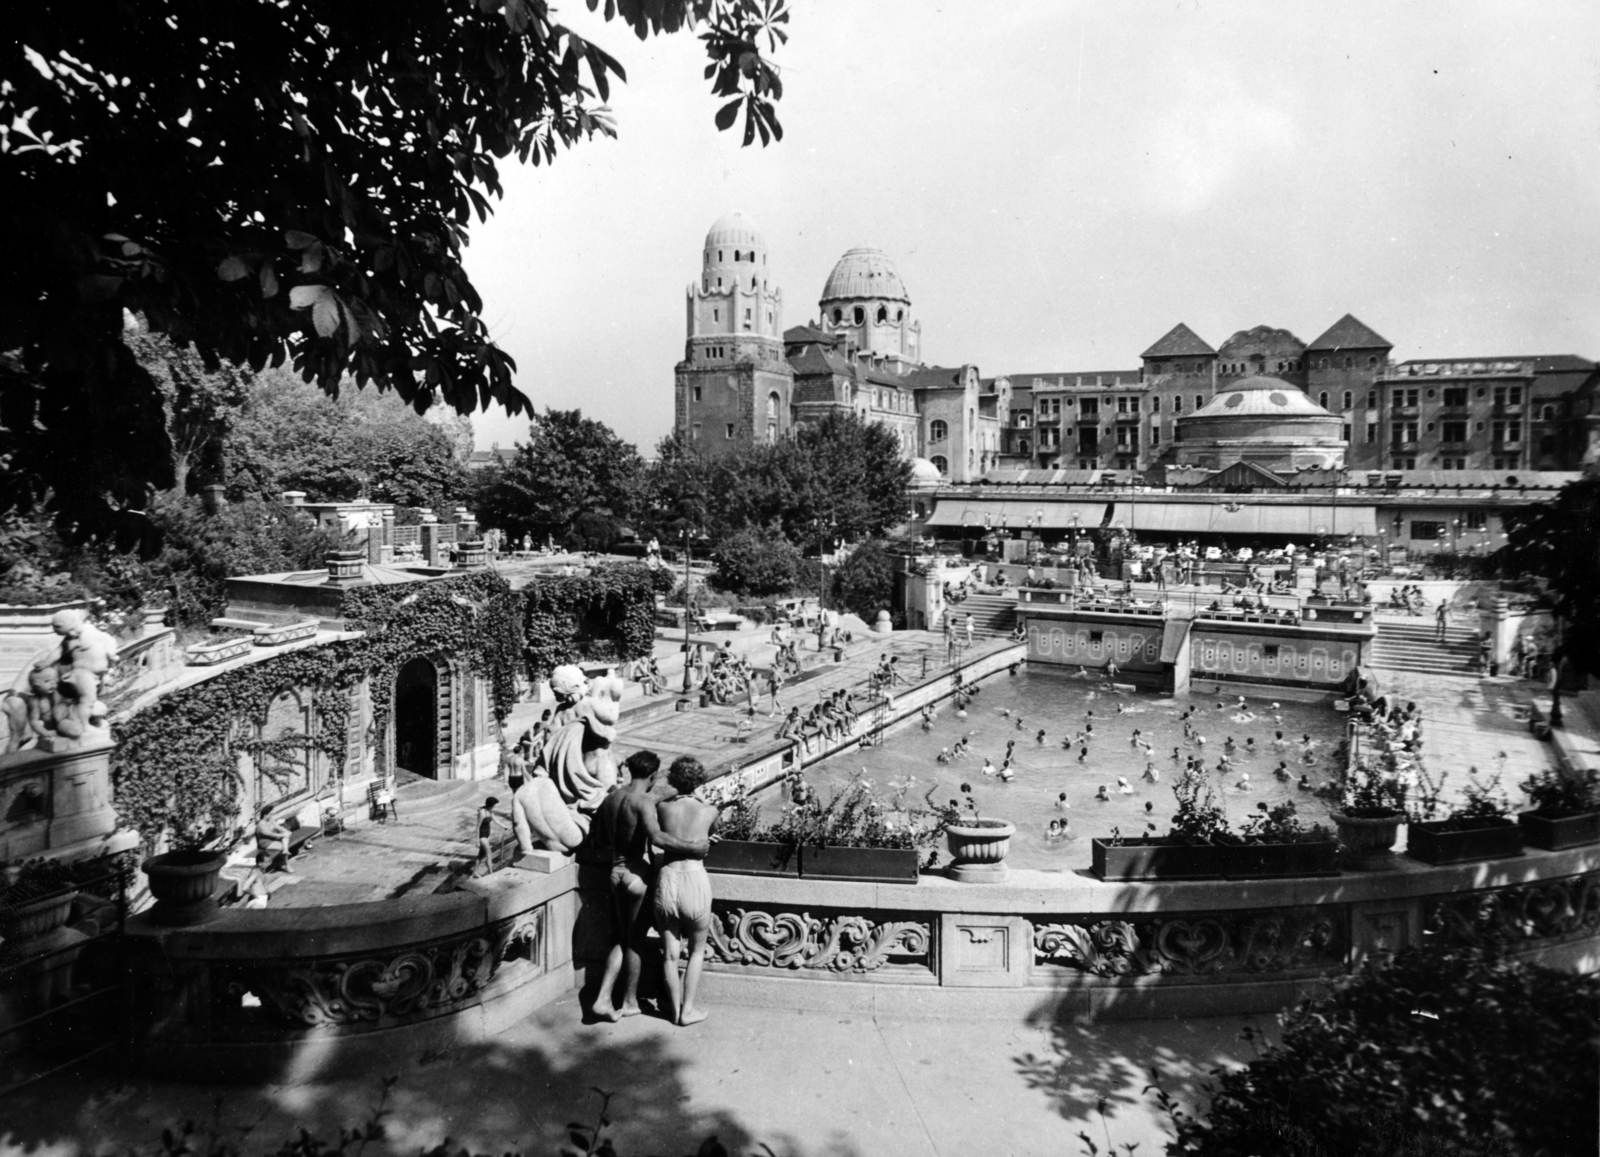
[
  {"x1": 654, "y1": 756, "x2": 720, "y2": 1026},
  {"x1": 590, "y1": 751, "x2": 708, "y2": 1022}
]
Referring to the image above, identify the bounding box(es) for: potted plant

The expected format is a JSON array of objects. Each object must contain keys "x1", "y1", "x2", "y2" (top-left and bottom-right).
[
  {"x1": 0, "y1": 858, "x2": 78, "y2": 944},
  {"x1": 142, "y1": 794, "x2": 238, "y2": 927},
  {"x1": 799, "y1": 776, "x2": 938, "y2": 884},
  {"x1": 1092, "y1": 769, "x2": 1337, "y2": 881},
  {"x1": 940, "y1": 783, "x2": 1015, "y2": 883},
  {"x1": 1405, "y1": 758, "x2": 1524, "y2": 866},
  {"x1": 1329, "y1": 745, "x2": 1409, "y2": 871},
  {"x1": 1518, "y1": 765, "x2": 1600, "y2": 850}
]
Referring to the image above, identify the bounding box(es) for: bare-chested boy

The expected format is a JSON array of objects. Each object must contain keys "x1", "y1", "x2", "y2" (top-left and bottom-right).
[
  {"x1": 654, "y1": 756, "x2": 720, "y2": 1026},
  {"x1": 589, "y1": 751, "x2": 708, "y2": 1022}
]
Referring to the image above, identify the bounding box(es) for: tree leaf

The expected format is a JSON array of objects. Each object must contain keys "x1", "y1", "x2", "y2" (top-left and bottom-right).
[
  {"x1": 714, "y1": 97, "x2": 741, "y2": 131},
  {"x1": 288, "y1": 284, "x2": 325, "y2": 310},
  {"x1": 217, "y1": 256, "x2": 251, "y2": 281},
  {"x1": 312, "y1": 294, "x2": 341, "y2": 338},
  {"x1": 300, "y1": 242, "x2": 325, "y2": 274},
  {"x1": 260, "y1": 263, "x2": 279, "y2": 299},
  {"x1": 284, "y1": 230, "x2": 318, "y2": 250}
]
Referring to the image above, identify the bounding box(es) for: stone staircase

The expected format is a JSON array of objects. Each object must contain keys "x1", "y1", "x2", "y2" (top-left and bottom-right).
[
  {"x1": 1368, "y1": 616, "x2": 1480, "y2": 675},
  {"x1": 950, "y1": 593, "x2": 1016, "y2": 640}
]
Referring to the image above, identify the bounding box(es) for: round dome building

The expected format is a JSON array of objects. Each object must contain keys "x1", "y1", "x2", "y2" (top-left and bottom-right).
[
  {"x1": 1172, "y1": 376, "x2": 1345, "y2": 472},
  {"x1": 817, "y1": 245, "x2": 922, "y2": 372}
]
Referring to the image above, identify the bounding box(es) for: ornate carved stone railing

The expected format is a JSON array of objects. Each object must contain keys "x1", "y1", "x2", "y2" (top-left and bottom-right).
[
  {"x1": 122, "y1": 863, "x2": 578, "y2": 1082},
  {"x1": 665, "y1": 847, "x2": 1600, "y2": 1019}
]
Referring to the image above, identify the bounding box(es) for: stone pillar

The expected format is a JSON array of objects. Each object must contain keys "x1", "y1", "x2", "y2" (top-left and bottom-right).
[
  {"x1": 325, "y1": 550, "x2": 366, "y2": 585},
  {"x1": 1491, "y1": 595, "x2": 1513, "y2": 670},
  {"x1": 419, "y1": 511, "x2": 443, "y2": 568},
  {"x1": 380, "y1": 509, "x2": 395, "y2": 565},
  {"x1": 200, "y1": 484, "x2": 226, "y2": 515},
  {"x1": 365, "y1": 524, "x2": 383, "y2": 565}
]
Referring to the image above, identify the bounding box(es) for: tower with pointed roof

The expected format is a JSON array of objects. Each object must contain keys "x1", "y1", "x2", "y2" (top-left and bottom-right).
[
  {"x1": 675, "y1": 212, "x2": 794, "y2": 454},
  {"x1": 1305, "y1": 313, "x2": 1393, "y2": 469}
]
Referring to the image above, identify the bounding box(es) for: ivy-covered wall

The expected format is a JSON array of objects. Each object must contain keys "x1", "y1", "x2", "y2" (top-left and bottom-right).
[
  {"x1": 112, "y1": 571, "x2": 524, "y2": 851},
  {"x1": 521, "y1": 565, "x2": 657, "y2": 683}
]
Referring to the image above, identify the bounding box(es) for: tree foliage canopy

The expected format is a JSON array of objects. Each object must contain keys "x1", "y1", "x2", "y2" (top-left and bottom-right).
[
  {"x1": 2, "y1": 0, "x2": 785, "y2": 542},
  {"x1": 1502, "y1": 476, "x2": 1600, "y2": 674},
  {"x1": 473, "y1": 407, "x2": 644, "y2": 544}
]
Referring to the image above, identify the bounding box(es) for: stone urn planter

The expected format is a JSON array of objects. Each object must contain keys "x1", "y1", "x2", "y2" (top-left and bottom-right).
[
  {"x1": 1519, "y1": 809, "x2": 1600, "y2": 851},
  {"x1": 0, "y1": 891, "x2": 79, "y2": 943},
  {"x1": 1330, "y1": 810, "x2": 1404, "y2": 871},
  {"x1": 142, "y1": 851, "x2": 226, "y2": 926},
  {"x1": 945, "y1": 819, "x2": 1015, "y2": 883}
]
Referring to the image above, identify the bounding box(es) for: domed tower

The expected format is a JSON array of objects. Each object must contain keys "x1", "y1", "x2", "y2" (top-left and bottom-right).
[
  {"x1": 1173, "y1": 375, "x2": 1346, "y2": 471},
  {"x1": 676, "y1": 212, "x2": 793, "y2": 453},
  {"x1": 817, "y1": 246, "x2": 922, "y2": 374}
]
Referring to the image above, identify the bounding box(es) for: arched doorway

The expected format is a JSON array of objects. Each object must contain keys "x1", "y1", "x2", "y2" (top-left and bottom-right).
[{"x1": 395, "y1": 657, "x2": 439, "y2": 778}]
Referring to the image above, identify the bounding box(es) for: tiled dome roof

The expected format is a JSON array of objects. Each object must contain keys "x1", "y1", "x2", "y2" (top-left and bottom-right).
[
  {"x1": 820, "y1": 246, "x2": 909, "y2": 304},
  {"x1": 1190, "y1": 376, "x2": 1331, "y2": 419}
]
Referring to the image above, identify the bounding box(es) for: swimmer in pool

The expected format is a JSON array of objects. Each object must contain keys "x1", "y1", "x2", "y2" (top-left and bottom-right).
[
  {"x1": 1117, "y1": 777, "x2": 1134, "y2": 795},
  {"x1": 1273, "y1": 761, "x2": 1291, "y2": 781},
  {"x1": 1055, "y1": 792, "x2": 1071, "y2": 811},
  {"x1": 1036, "y1": 729, "x2": 1046, "y2": 745},
  {"x1": 1244, "y1": 737, "x2": 1257, "y2": 756},
  {"x1": 1016, "y1": 716, "x2": 1026, "y2": 730},
  {"x1": 1172, "y1": 746, "x2": 1183, "y2": 764},
  {"x1": 1095, "y1": 784, "x2": 1111, "y2": 802},
  {"x1": 1272, "y1": 731, "x2": 1288, "y2": 752},
  {"x1": 999, "y1": 763, "x2": 1014, "y2": 782},
  {"x1": 1296, "y1": 773, "x2": 1312, "y2": 790},
  {"x1": 1046, "y1": 819, "x2": 1063, "y2": 839},
  {"x1": 981, "y1": 757, "x2": 997, "y2": 777},
  {"x1": 1223, "y1": 737, "x2": 1237, "y2": 758},
  {"x1": 1142, "y1": 761, "x2": 1160, "y2": 784},
  {"x1": 1130, "y1": 728, "x2": 1143, "y2": 747},
  {"x1": 1235, "y1": 772, "x2": 1252, "y2": 792}
]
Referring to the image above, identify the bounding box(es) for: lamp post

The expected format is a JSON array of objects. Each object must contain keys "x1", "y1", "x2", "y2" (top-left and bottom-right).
[{"x1": 680, "y1": 524, "x2": 694, "y2": 694}]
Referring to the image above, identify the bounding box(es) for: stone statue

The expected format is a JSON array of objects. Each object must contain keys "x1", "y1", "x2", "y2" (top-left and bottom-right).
[
  {"x1": 509, "y1": 766, "x2": 589, "y2": 856},
  {"x1": 2, "y1": 609, "x2": 118, "y2": 755},
  {"x1": 540, "y1": 666, "x2": 623, "y2": 813}
]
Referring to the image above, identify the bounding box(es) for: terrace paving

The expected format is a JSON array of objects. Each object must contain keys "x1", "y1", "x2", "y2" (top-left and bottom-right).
[{"x1": 4, "y1": 989, "x2": 1269, "y2": 1156}]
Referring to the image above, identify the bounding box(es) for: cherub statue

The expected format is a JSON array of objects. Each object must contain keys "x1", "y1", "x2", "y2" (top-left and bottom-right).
[
  {"x1": 509, "y1": 763, "x2": 589, "y2": 855},
  {"x1": 3, "y1": 609, "x2": 118, "y2": 755},
  {"x1": 542, "y1": 671, "x2": 623, "y2": 812}
]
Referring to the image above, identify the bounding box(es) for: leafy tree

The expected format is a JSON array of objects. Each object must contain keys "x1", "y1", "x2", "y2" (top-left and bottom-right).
[
  {"x1": 710, "y1": 527, "x2": 801, "y2": 596},
  {"x1": 830, "y1": 539, "x2": 896, "y2": 622},
  {"x1": 475, "y1": 408, "x2": 644, "y2": 544},
  {"x1": 1160, "y1": 944, "x2": 1599, "y2": 1157},
  {"x1": 2, "y1": 0, "x2": 786, "y2": 542},
  {"x1": 787, "y1": 411, "x2": 914, "y2": 543},
  {"x1": 222, "y1": 369, "x2": 470, "y2": 512},
  {"x1": 127, "y1": 327, "x2": 251, "y2": 496},
  {"x1": 1501, "y1": 476, "x2": 1600, "y2": 676}
]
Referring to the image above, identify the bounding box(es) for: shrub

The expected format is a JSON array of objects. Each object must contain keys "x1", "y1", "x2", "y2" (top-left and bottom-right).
[
  {"x1": 1160, "y1": 944, "x2": 1600, "y2": 1156},
  {"x1": 710, "y1": 528, "x2": 801, "y2": 597},
  {"x1": 830, "y1": 539, "x2": 895, "y2": 621}
]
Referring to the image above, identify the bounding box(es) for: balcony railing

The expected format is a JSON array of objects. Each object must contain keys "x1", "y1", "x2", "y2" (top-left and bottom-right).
[
  {"x1": 1114, "y1": 412, "x2": 1142, "y2": 423},
  {"x1": 1493, "y1": 403, "x2": 1524, "y2": 416},
  {"x1": 1390, "y1": 405, "x2": 1419, "y2": 417}
]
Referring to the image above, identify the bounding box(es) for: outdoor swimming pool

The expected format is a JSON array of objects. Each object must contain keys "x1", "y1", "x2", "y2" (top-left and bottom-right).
[{"x1": 790, "y1": 670, "x2": 1351, "y2": 872}]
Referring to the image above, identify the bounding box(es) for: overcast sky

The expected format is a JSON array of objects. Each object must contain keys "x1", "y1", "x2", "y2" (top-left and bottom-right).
[{"x1": 465, "y1": 0, "x2": 1600, "y2": 452}]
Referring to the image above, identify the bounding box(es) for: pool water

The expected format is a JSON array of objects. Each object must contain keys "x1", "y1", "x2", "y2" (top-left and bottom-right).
[{"x1": 785, "y1": 670, "x2": 1350, "y2": 872}]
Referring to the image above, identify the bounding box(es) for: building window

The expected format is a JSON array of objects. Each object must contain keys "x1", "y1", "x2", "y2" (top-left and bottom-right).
[
  {"x1": 1368, "y1": 355, "x2": 1378, "y2": 369},
  {"x1": 930, "y1": 419, "x2": 948, "y2": 442},
  {"x1": 767, "y1": 392, "x2": 780, "y2": 419},
  {"x1": 1318, "y1": 391, "x2": 1329, "y2": 409},
  {"x1": 1491, "y1": 420, "x2": 1520, "y2": 445},
  {"x1": 1342, "y1": 391, "x2": 1352, "y2": 410},
  {"x1": 692, "y1": 386, "x2": 703, "y2": 402},
  {"x1": 691, "y1": 423, "x2": 701, "y2": 442},
  {"x1": 1172, "y1": 396, "x2": 1182, "y2": 413},
  {"x1": 1441, "y1": 420, "x2": 1467, "y2": 443},
  {"x1": 1392, "y1": 421, "x2": 1419, "y2": 447},
  {"x1": 930, "y1": 455, "x2": 948, "y2": 475},
  {"x1": 1411, "y1": 521, "x2": 1445, "y2": 541},
  {"x1": 1366, "y1": 421, "x2": 1377, "y2": 444},
  {"x1": 1441, "y1": 457, "x2": 1466, "y2": 469},
  {"x1": 1343, "y1": 356, "x2": 1354, "y2": 369},
  {"x1": 1319, "y1": 358, "x2": 1329, "y2": 370},
  {"x1": 1017, "y1": 413, "x2": 1030, "y2": 428},
  {"x1": 1151, "y1": 427, "x2": 1160, "y2": 445},
  {"x1": 1019, "y1": 438, "x2": 1031, "y2": 455},
  {"x1": 1467, "y1": 511, "x2": 1487, "y2": 530},
  {"x1": 724, "y1": 424, "x2": 735, "y2": 439},
  {"x1": 853, "y1": 306, "x2": 865, "y2": 325},
  {"x1": 1080, "y1": 399, "x2": 1099, "y2": 418},
  {"x1": 1151, "y1": 396, "x2": 1161, "y2": 413},
  {"x1": 1342, "y1": 423, "x2": 1351, "y2": 441},
  {"x1": 1443, "y1": 387, "x2": 1468, "y2": 407},
  {"x1": 1366, "y1": 390, "x2": 1376, "y2": 408},
  {"x1": 1194, "y1": 395, "x2": 1204, "y2": 411},
  {"x1": 876, "y1": 305, "x2": 887, "y2": 323},
  {"x1": 1492, "y1": 455, "x2": 1519, "y2": 469}
]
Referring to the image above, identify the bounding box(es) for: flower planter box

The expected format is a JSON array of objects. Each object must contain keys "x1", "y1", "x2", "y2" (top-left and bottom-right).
[
  {"x1": 252, "y1": 620, "x2": 318, "y2": 647},
  {"x1": 143, "y1": 851, "x2": 226, "y2": 926},
  {"x1": 1223, "y1": 839, "x2": 1338, "y2": 879},
  {"x1": 1406, "y1": 818, "x2": 1525, "y2": 865},
  {"x1": 1519, "y1": 810, "x2": 1600, "y2": 851},
  {"x1": 705, "y1": 839, "x2": 799, "y2": 878},
  {"x1": 802, "y1": 845, "x2": 919, "y2": 884},
  {"x1": 1093, "y1": 838, "x2": 1226, "y2": 881},
  {"x1": 186, "y1": 638, "x2": 253, "y2": 666}
]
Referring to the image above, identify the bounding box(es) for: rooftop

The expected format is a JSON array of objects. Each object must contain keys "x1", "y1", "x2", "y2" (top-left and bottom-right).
[
  {"x1": 819, "y1": 245, "x2": 910, "y2": 304},
  {"x1": 1306, "y1": 313, "x2": 1392, "y2": 351},
  {"x1": 1141, "y1": 322, "x2": 1215, "y2": 358}
]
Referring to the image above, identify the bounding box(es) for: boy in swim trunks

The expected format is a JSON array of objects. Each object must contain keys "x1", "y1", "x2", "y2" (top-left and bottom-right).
[
  {"x1": 590, "y1": 751, "x2": 708, "y2": 1022},
  {"x1": 654, "y1": 756, "x2": 720, "y2": 1026}
]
